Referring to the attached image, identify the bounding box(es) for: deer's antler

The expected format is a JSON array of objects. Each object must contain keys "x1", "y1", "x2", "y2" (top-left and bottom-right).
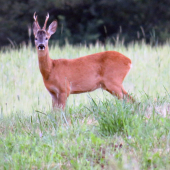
[
  {"x1": 43, "y1": 13, "x2": 49, "y2": 30},
  {"x1": 33, "y1": 12, "x2": 41, "y2": 29}
]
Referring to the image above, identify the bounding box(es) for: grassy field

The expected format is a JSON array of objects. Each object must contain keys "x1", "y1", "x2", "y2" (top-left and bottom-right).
[{"x1": 0, "y1": 41, "x2": 170, "y2": 169}]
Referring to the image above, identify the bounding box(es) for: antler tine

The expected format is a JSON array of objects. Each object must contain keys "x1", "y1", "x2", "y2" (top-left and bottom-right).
[
  {"x1": 33, "y1": 12, "x2": 41, "y2": 29},
  {"x1": 42, "y1": 13, "x2": 49, "y2": 30},
  {"x1": 33, "y1": 12, "x2": 37, "y2": 21}
]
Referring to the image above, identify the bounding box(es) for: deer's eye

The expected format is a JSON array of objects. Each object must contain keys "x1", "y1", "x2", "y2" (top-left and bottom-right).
[
  {"x1": 35, "y1": 38, "x2": 37, "y2": 41},
  {"x1": 45, "y1": 38, "x2": 48, "y2": 40}
]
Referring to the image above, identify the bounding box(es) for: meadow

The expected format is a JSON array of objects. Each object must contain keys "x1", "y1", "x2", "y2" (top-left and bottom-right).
[{"x1": 0, "y1": 41, "x2": 170, "y2": 169}]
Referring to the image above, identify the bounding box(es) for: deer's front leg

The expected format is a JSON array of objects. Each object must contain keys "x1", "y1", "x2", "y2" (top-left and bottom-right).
[
  {"x1": 52, "y1": 92, "x2": 68, "y2": 110},
  {"x1": 58, "y1": 92, "x2": 68, "y2": 109},
  {"x1": 52, "y1": 94, "x2": 59, "y2": 109}
]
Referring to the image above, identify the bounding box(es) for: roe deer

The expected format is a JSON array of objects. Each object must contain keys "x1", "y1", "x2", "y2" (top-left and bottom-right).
[{"x1": 33, "y1": 13, "x2": 134, "y2": 109}]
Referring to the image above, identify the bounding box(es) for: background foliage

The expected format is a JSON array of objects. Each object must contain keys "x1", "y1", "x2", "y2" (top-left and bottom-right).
[{"x1": 0, "y1": 0, "x2": 170, "y2": 47}]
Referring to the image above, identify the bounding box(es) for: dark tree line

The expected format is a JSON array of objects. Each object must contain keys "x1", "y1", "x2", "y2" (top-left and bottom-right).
[{"x1": 0, "y1": 0, "x2": 170, "y2": 48}]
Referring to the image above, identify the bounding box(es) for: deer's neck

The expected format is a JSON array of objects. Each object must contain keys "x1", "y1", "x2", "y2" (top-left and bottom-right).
[{"x1": 37, "y1": 46, "x2": 52, "y2": 80}]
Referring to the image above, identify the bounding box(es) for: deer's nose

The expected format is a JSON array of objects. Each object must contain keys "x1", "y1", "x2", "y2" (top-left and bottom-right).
[{"x1": 38, "y1": 44, "x2": 45, "y2": 50}]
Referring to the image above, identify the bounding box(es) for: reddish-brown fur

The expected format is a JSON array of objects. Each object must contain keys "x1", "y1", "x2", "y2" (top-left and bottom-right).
[{"x1": 33, "y1": 13, "x2": 134, "y2": 109}]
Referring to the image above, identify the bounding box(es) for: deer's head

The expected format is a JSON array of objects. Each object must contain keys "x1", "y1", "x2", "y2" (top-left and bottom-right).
[{"x1": 33, "y1": 12, "x2": 57, "y2": 51}]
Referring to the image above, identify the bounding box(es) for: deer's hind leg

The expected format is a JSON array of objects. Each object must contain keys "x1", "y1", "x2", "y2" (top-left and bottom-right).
[
  {"x1": 104, "y1": 82, "x2": 134, "y2": 103},
  {"x1": 105, "y1": 82, "x2": 123, "y2": 99}
]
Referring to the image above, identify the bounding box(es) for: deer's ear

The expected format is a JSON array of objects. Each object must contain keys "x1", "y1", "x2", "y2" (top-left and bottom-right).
[
  {"x1": 47, "y1": 21, "x2": 57, "y2": 36},
  {"x1": 33, "y1": 22, "x2": 39, "y2": 36}
]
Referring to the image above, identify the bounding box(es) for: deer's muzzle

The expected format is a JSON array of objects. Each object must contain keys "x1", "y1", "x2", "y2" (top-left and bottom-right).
[{"x1": 38, "y1": 44, "x2": 45, "y2": 50}]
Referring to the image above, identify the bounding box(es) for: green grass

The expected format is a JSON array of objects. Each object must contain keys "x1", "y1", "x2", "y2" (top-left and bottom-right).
[{"x1": 0, "y1": 41, "x2": 170, "y2": 169}]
